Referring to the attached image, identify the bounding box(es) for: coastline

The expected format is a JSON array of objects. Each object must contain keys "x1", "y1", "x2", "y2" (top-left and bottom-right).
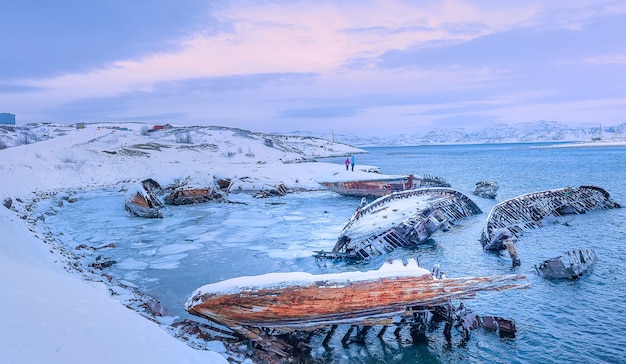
[{"x1": 0, "y1": 124, "x2": 371, "y2": 363}]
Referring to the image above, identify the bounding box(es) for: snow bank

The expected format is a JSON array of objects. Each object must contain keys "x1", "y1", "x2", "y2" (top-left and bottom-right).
[
  {"x1": 0, "y1": 205, "x2": 227, "y2": 363},
  {"x1": 0, "y1": 122, "x2": 371, "y2": 363}
]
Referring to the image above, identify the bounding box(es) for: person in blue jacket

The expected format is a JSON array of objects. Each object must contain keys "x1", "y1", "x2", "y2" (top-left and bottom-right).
[{"x1": 351, "y1": 155, "x2": 355, "y2": 171}]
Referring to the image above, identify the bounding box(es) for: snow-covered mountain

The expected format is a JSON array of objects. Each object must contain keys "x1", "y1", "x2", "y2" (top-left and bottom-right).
[
  {"x1": 3, "y1": 121, "x2": 625, "y2": 151},
  {"x1": 289, "y1": 121, "x2": 626, "y2": 146}
]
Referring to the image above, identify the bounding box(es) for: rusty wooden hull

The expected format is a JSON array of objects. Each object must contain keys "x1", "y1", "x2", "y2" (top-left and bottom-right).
[
  {"x1": 124, "y1": 179, "x2": 164, "y2": 218},
  {"x1": 320, "y1": 174, "x2": 451, "y2": 197},
  {"x1": 320, "y1": 176, "x2": 416, "y2": 197},
  {"x1": 186, "y1": 260, "x2": 526, "y2": 330}
]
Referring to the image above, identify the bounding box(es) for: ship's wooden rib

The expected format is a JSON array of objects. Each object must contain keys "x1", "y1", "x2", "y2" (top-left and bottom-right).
[
  {"x1": 480, "y1": 185, "x2": 620, "y2": 250},
  {"x1": 316, "y1": 188, "x2": 482, "y2": 260}
]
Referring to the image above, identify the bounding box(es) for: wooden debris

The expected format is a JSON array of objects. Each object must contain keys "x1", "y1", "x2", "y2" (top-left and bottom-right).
[
  {"x1": 215, "y1": 178, "x2": 234, "y2": 194},
  {"x1": 164, "y1": 187, "x2": 224, "y2": 205},
  {"x1": 255, "y1": 182, "x2": 288, "y2": 198},
  {"x1": 420, "y1": 174, "x2": 451, "y2": 188},
  {"x1": 535, "y1": 249, "x2": 597, "y2": 279},
  {"x1": 473, "y1": 181, "x2": 499, "y2": 199}
]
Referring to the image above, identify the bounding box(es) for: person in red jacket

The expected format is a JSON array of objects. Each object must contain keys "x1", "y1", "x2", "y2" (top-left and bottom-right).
[{"x1": 345, "y1": 157, "x2": 350, "y2": 170}]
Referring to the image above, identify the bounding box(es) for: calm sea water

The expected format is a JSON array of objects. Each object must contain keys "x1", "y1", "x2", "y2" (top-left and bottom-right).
[{"x1": 42, "y1": 143, "x2": 626, "y2": 363}]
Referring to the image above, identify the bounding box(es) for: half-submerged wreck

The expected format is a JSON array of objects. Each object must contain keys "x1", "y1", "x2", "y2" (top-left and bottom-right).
[
  {"x1": 473, "y1": 181, "x2": 499, "y2": 199},
  {"x1": 163, "y1": 186, "x2": 224, "y2": 205},
  {"x1": 124, "y1": 179, "x2": 164, "y2": 218},
  {"x1": 316, "y1": 188, "x2": 482, "y2": 260},
  {"x1": 535, "y1": 249, "x2": 597, "y2": 279},
  {"x1": 320, "y1": 174, "x2": 450, "y2": 198},
  {"x1": 186, "y1": 259, "x2": 527, "y2": 357},
  {"x1": 480, "y1": 185, "x2": 620, "y2": 251}
]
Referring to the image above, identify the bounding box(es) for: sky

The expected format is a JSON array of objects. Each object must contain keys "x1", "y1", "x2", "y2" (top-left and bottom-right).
[{"x1": 1, "y1": 0, "x2": 626, "y2": 137}]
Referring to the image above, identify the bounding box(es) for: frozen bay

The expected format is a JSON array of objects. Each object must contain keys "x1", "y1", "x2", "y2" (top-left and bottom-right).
[{"x1": 40, "y1": 143, "x2": 626, "y2": 363}]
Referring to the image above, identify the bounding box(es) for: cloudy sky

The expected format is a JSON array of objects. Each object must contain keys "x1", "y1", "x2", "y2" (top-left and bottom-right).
[{"x1": 2, "y1": 1, "x2": 625, "y2": 136}]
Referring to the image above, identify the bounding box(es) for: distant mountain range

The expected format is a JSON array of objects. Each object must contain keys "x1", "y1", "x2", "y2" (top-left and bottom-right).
[
  {"x1": 2, "y1": 120, "x2": 625, "y2": 150},
  {"x1": 288, "y1": 121, "x2": 626, "y2": 147}
]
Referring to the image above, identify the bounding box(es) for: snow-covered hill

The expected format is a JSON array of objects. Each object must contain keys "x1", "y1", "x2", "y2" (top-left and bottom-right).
[{"x1": 0, "y1": 122, "x2": 367, "y2": 198}]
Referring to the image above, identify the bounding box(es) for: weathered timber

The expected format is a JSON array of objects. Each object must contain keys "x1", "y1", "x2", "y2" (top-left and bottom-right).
[
  {"x1": 215, "y1": 178, "x2": 232, "y2": 190},
  {"x1": 255, "y1": 182, "x2": 288, "y2": 198},
  {"x1": 186, "y1": 260, "x2": 527, "y2": 357},
  {"x1": 316, "y1": 188, "x2": 482, "y2": 260},
  {"x1": 535, "y1": 249, "x2": 597, "y2": 279},
  {"x1": 420, "y1": 174, "x2": 451, "y2": 188},
  {"x1": 473, "y1": 181, "x2": 499, "y2": 199},
  {"x1": 163, "y1": 187, "x2": 224, "y2": 205},
  {"x1": 480, "y1": 185, "x2": 620, "y2": 250},
  {"x1": 320, "y1": 174, "x2": 451, "y2": 197},
  {"x1": 320, "y1": 174, "x2": 418, "y2": 197},
  {"x1": 186, "y1": 259, "x2": 527, "y2": 331},
  {"x1": 124, "y1": 178, "x2": 164, "y2": 218}
]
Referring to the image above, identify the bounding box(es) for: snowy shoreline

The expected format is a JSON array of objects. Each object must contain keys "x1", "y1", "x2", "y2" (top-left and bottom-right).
[{"x1": 0, "y1": 123, "x2": 372, "y2": 363}]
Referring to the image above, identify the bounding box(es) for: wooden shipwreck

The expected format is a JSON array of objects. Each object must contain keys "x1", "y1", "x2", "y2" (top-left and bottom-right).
[
  {"x1": 186, "y1": 259, "x2": 527, "y2": 357},
  {"x1": 473, "y1": 181, "x2": 499, "y2": 199},
  {"x1": 163, "y1": 187, "x2": 224, "y2": 205},
  {"x1": 320, "y1": 174, "x2": 450, "y2": 197},
  {"x1": 535, "y1": 249, "x2": 597, "y2": 279},
  {"x1": 480, "y1": 185, "x2": 621, "y2": 251},
  {"x1": 124, "y1": 179, "x2": 164, "y2": 218},
  {"x1": 316, "y1": 188, "x2": 482, "y2": 260}
]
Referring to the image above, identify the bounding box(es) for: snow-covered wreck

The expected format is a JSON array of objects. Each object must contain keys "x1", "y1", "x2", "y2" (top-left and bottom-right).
[
  {"x1": 186, "y1": 259, "x2": 527, "y2": 357},
  {"x1": 316, "y1": 188, "x2": 482, "y2": 260},
  {"x1": 124, "y1": 179, "x2": 164, "y2": 218}
]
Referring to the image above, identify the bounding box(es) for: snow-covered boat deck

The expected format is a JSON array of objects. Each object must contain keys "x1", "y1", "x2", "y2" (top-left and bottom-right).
[{"x1": 319, "y1": 188, "x2": 482, "y2": 260}]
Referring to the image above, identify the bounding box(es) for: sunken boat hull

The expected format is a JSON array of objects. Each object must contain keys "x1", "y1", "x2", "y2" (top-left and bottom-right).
[
  {"x1": 473, "y1": 181, "x2": 499, "y2": 199},
  {"x1": 317, "y1": 188, "x2": 482, "y2": 260},
  {"x1": 186, "y1": 260, "x2": 526, "y2": 330},
  {"x1": 535, "y1": 249, "x2": 597, "y2": 279},
  {"x1": 481, "y1": 185, "x2": 620, "y2": 250}
]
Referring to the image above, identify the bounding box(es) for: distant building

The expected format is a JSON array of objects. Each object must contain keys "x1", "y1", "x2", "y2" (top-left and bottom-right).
[
  {"x1": 0, "y1": 113, "x2": 16, "y2": 125},
  {"x1": 76, "y1": 122, "x2": 85, "y2": 129}
]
